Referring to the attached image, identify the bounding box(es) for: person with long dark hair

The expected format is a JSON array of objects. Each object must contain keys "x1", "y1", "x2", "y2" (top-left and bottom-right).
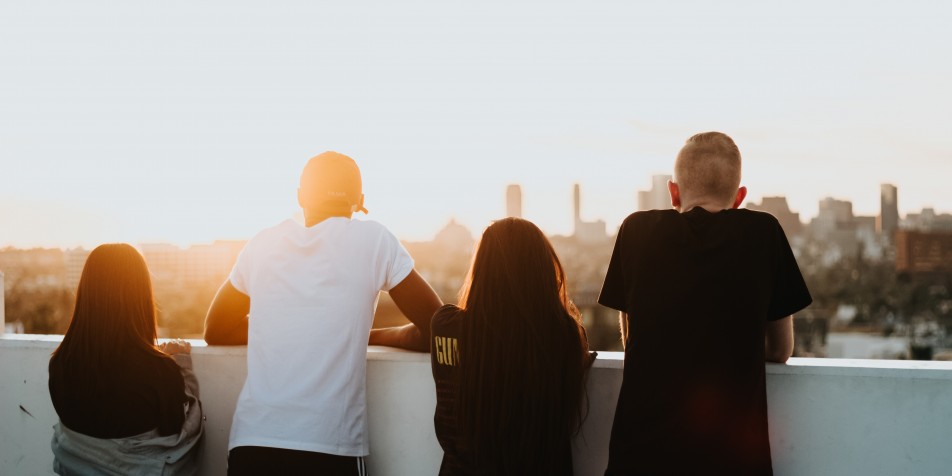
[
  {"x1": 48, "y1": 243, "x2": 203, "y2": 475},
  {"x1": 430, "y1": 218, "x2": 594, "y2": 476}
]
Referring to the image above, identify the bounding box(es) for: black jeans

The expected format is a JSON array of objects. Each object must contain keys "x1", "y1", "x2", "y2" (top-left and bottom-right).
[{"x1": 228, "y1": 446, "x2": 367, "y2": 476}]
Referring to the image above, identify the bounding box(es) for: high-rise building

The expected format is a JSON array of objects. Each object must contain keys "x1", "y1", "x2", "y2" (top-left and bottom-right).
[
  {"x1": 573, "y1": 183, "x2": 581, "y2": 225},
  {"x1": 572, "y1": 184, "x2": 607, "y2": 243},
  {"x1": 637, "y1": 175, "x2": 672, "y2": 211},
  {"x1": 878, "y1": 183, "x2": 899, "y2": 238},
  {"x1": 811, "y1": 197, "x2": 854, "y2": 238},
  {"x1": 505, "y1": 184, "x2": 522, "y2": 218}
]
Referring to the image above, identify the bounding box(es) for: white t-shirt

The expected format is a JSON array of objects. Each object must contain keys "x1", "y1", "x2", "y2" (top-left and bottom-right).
[{"x1": 227, "y1": 217, "x2": 414, "y2": 456}]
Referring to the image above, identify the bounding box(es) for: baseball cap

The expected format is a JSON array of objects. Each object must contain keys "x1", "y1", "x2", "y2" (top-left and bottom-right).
[{"x1": 299, "y1": 151, "x2": 369, "y2": 214}]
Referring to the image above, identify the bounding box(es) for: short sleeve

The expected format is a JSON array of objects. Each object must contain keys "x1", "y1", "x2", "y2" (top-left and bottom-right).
[
  {"x1": 228, "y1": 242, "x2": 252, "y2": 295},
  {"x1": 598, "y1": 217, "x2": 630, "y2": 312},
  {"x1": 382, "y1": 228, "x2": 415, "y2": 291},
  {"x1": 767, "y1": 221, "x2": 813, "y2": 320}
]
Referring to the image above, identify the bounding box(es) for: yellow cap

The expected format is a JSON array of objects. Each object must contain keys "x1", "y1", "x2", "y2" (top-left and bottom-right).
[{"x1": 299, "y1": 151, "x2": 368, "y2": 214}]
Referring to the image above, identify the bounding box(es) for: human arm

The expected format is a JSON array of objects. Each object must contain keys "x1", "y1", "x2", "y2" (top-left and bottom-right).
[
  {"x1": 369, "y1": 269, "x2": 443, "y2": 352},
  {"x1": 203, "y1": 280, "x2": 250, "y2": 345},
  {"x1": 619, "y1": 312, "x2": 629, "y2": 350},
  {"x1": 158, "y1": 338, "x2": 192, "y2": 357},
  {"x1": 765, "y1": 315, "x2": 794, "y2": 363}
]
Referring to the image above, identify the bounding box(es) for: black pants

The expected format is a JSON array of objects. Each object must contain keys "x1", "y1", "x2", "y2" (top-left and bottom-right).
[{"x1": 228, "y1": 446, "x2": 367, "y2": 476}]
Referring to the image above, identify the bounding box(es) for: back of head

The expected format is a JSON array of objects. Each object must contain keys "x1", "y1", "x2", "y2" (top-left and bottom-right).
[
  {"x1": 461, "y1": 218, "x2": 569, "y2": 318},
  {"x1": 298, "y1": 151, "x2": 368, "y2": 216},
  {"x1": 457, "y1": 218, "x2": 588, "y2": 474},
  {"x1": 53, "y1": 243, "x2": 159, "y2": 366},
  {"x1": 674, "y1": 131, "x2": 742, "y2": 206}
]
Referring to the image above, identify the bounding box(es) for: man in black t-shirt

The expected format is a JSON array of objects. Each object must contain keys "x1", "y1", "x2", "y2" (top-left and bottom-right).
[{"x1": 599, "y1": 132, "x2": 812, "y2": 476}]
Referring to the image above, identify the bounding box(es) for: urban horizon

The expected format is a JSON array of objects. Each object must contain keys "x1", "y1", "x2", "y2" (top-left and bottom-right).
[{"x1": 3, "y1": 178, "x2": 949, "y2": 250}]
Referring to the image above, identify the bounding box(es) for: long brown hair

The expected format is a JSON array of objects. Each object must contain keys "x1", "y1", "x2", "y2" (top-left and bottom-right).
[
  {"x1": 457, "y1": 218, "x2": 589, "y2": 474},
  {"x1": 52, "y1": 243, "x2": 163, "y2": 367}
]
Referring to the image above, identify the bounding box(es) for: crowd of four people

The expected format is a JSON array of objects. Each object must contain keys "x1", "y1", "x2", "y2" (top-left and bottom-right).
[{"x1": 48, "y1": 131, "x2": 811, "y2": 476}]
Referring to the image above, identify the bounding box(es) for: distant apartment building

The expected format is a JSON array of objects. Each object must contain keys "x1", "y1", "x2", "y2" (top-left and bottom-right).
[
  {"x1": 139, "y1": 241, "x2": 245, "y2": 284},
  {"x1": 809, "y1": 197, "x2": 885, "y2": 262},
  {"x1": 747, "y1": 196, "x2": 804, "y2": 237},
  {"x1": 64, "y1": 247, "x2": 91, "y2": 291},
  {"x1": 811, "y1": 197, "x2": 855, "y2": 239},
  {"x1": 505, "y1": 184, "x2": 522, "y2": 218},
  {"x1": 637, "y1": 174, "x2": 672, "y2": 211},
  {"x1": 902, "y1": 207, "x2": 952, "y2": 232},
  {"x1": 895, "y1": 230, "x2": 952, "y2": 276},
  {"x1": 0, "y1": 248, "x2": 67, "y2": 290}
]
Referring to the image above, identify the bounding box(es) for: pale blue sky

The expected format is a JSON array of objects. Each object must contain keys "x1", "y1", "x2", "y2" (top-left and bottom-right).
[{"x1": 1, "y1": 1, "x2": 950, "y2": 247}]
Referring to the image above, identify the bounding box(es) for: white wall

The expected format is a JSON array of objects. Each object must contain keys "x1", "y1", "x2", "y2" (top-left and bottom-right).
[{"x1": 2, "y1": 335, "x2": 952, "y2": 476}]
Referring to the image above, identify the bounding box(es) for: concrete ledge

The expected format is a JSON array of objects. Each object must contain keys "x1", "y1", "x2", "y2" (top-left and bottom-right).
[{"x1": 2, "y1": 336, "x2": 951, "y2": 475}]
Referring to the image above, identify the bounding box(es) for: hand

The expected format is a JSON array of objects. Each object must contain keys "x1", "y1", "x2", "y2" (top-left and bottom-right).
[{"x1": 158, "y1": 339, "x2": 192, "y2": 356}]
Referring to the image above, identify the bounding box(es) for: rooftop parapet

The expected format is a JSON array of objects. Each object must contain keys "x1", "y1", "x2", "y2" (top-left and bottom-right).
[{"x1": 2, "y1": 335, "x2": 951, "y2": 475}]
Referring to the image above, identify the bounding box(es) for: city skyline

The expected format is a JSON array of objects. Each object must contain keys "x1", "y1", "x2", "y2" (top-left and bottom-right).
[
  {"x1": 2, "y1": 179, "x2": 949, "y2": 249},
  {"x1": 2, "y1": 2, "x2": 950, "y2": 248},
  {"x1": 0, "y1": 174, "x2": 952, "y2": 249}
]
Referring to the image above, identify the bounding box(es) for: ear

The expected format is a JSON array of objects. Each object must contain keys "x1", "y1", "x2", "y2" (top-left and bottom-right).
[
  {"x1": 355, "y1": 194, "x2": 366, "y2": 213},
  {"x1": 732, "y1": 186, "x2": 747, "y2": 209},
  {"x1": 297, "y1": 188, "x2": 306, "y2": 209},
  {"x1": 667, "y1": 180, "x2": 682, "y2": 210}
]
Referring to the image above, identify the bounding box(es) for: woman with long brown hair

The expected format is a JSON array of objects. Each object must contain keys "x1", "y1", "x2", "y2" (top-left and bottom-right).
[
  {"x1": 430, "y1": 218, "x2": 595, "y2": 475},
  {"x1": 48, "y1": 243, "x2": 203, "y2": 475}
]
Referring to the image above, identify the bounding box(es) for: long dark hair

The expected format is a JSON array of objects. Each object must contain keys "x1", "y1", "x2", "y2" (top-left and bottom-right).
[
  {"x1": 457, "y1": 218, "x2": 589, "y2": 474},
  {"x1": 52, "y1": 243, "x2": 163, "y2": 368}
]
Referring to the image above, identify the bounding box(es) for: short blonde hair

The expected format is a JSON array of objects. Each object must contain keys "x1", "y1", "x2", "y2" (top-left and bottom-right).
[{"x1": 674, "y1": 132, "x2": 742, "y2": 204}]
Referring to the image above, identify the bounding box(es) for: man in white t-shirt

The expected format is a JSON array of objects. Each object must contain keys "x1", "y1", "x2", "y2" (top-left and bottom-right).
[{"x1": 204, "y1": 151, "x2": 443, "y2": 476}]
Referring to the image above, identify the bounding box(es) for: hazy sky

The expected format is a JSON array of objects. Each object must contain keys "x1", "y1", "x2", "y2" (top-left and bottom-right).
[{"x1": 2, "y1": 1, "x2": 950, "y2": 248}]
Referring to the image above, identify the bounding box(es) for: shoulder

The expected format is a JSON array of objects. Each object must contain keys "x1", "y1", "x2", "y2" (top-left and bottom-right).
[
  {"x1": 339, "y1": 219, "x2": 401, "y2": 243},
  {"x1": 730, "y1": 209, "x2": 784, "y2": 232},
  {"x1": 142, "y1": 351, "x2": 186, "y2": 386},
  {"x1": 431, "y1": 304, "x2": 463, "y2": 331},
  {"x1": 242, "y1": 219, "x2": 297, "y2": 250},
  {"x1": 623, "y1": 209, "x2": 679, "y2": 225},
  {"x1": 734, "y1": 208, "x2": 780, "y2": 222},
  {"x1": 617, "y1": 209, "x2": 679, "y2": 235},
  {"x1": 353, "y1": 219, "x2": 401, "y2": 238}
]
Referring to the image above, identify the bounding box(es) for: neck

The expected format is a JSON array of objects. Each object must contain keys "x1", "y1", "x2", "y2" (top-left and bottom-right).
[
  {"x1": 678, "y1": 199, "x2": 732, "y2": 214},
  {"x1": 304, "y1": 211, "x2": 352, "y2": 227}
]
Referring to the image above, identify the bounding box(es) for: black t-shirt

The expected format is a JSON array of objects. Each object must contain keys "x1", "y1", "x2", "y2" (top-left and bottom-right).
[
  {"x1": 430, "y1": 305, "x2": 578, "y2": 476},
  {"x1": 49, "y1": 349, "x2": 187, "y2": 439},
  {"x1": 598, "y1": 208, "x2": 812, "y2": 476},
  {"x1": 431, "y1": 306, "x2": 473, "y2": 476}
]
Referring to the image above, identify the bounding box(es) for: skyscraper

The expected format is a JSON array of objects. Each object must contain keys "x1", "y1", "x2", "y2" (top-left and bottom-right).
[
  {"x1": 572, "y1": 183, "x2": 607, "y2": 243},
  {"x1": 506, "y1": 184, "x2": 522, "y2": 218},
  {"x1": 573, "y1": 183, "x2": 581, "y2": 226},
  {"x1": 878, "y1": 183, "x2": 899, "y2": 238}
]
